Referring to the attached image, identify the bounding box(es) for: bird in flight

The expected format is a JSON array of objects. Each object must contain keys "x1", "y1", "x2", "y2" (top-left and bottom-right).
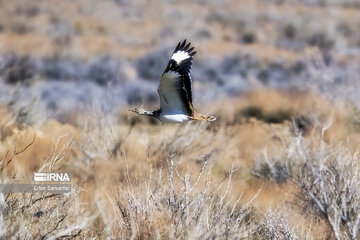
[{"x1": 130, "y1": 40, "x2": 216, "y2": 123}]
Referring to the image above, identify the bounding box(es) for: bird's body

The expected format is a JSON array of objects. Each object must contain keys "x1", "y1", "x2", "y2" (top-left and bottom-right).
[
  {"x1": 130, "y1": 40, "x2": 216, "y2": 123},
  {"x1": 159, "y1": 113, "x2": 189, "y2": 123}
]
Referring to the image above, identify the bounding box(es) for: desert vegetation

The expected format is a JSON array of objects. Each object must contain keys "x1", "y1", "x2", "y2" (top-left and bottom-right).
[{"x1": 1, "y1": 0, "x2": 360, "y2": 239}]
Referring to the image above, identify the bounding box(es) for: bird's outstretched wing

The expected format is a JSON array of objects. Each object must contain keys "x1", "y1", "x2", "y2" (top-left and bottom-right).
[{"x1": 158, "y1": 39, "x2": 196, "y2": 115}]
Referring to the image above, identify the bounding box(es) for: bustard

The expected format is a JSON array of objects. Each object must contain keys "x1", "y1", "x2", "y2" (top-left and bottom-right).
[{"x1": 130, "y1": 40, "x2": 216, "y2": 123}]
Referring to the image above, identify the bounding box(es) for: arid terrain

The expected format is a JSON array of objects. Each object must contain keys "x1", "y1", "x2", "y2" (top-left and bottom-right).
[{"x1": 1, "y1": 0, "x2": 360, "y2": 239}]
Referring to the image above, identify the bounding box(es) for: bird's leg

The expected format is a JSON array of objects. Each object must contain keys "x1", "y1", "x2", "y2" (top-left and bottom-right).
[{"x1": 189, "y1": 114, "x2": 216, "y2": 122}]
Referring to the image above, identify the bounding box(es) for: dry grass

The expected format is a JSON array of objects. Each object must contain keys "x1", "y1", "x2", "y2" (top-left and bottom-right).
[{"x1": 0, "y1": 90, "x2": 359, "y2": 239}]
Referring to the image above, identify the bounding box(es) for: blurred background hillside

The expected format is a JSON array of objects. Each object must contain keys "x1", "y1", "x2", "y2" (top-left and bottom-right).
[
  {"x1": 1, "y1": 0, "x2": 360, "y2": 239},
  {"x1": 1, "y1": 0, "x2": 360, "y2": 123}
]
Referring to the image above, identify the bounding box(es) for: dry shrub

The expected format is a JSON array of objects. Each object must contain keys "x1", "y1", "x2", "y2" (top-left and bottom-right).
[
  {"x1": 109, "y1": 159, "x2": 256, "y2": 239},
  {"x1": 1, "y1": 191, "x2": 94, "y2": 239},
  {"x1": 253, "y1": 116, "x2": 360, "y2": 240},
  {"x1": 0, "y1": 120, "x2": 80, "y2": 182},
  {"x1": 0, "y1": 101, "x2": 297, "y2": 239},
  {"x1": 0, "y1": 90, "x2": 358, "y2": 239},
  {"x1": 0, "y1": 124, "x2": 96, "y2": 239},
  {"x1": 253, "y1": 209, "x2": 300, "y2": 240}
]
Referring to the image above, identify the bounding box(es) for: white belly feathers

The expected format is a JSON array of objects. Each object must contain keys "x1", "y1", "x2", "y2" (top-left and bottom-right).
[{"x1": 159, "y1": 114, "x2": 190, "y2": 123}]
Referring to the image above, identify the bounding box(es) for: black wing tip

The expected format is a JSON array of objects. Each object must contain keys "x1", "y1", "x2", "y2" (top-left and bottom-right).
[{"x1": 174, "y1": 39, "x2": 196, "y2": 56}]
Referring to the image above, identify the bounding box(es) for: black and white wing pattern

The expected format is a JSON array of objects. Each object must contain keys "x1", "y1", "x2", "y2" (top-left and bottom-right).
[{"x1": 158, "y1": 39, "x2": 196, "y2": 115}]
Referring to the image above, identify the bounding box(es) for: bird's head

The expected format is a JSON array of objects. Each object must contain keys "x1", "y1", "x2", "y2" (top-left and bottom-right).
[
  {"x1": 129, "y1": 107, "x2": 144, "y2": 115},
  {"x1": 129, "y1": 107, "x2": 153, "y2": 116}
]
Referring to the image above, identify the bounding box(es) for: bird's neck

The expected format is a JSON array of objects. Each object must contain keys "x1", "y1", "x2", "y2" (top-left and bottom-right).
[
  {"x1": 143, "y1": 110, "x2": 159, "y2": 117},
  {"x1": 141, "y1": 110, "x2": 153, "y2": 116}
]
